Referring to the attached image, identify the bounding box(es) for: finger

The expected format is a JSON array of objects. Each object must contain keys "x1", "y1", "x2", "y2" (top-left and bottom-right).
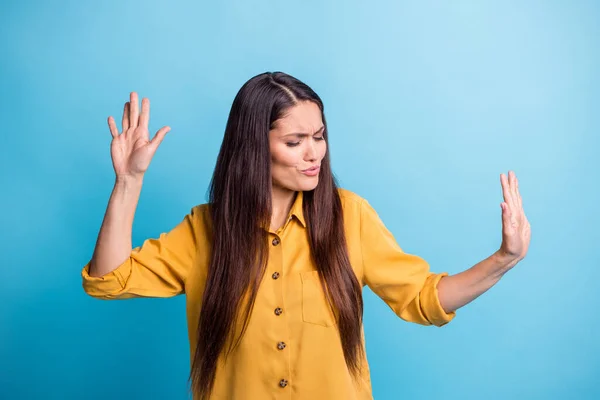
[
  {"x1": 139, "y1": 98, "x2": 150, "y2": 129},
  {"x1": 515, "y1": 176, "x2": 523, "y2": 210},
  {"x1": 122, "y1": 102, "x2": 130, "y2": 132},
  {"x1": 501, "y1": 202, "x2": 513, "y2": 234},
  {"x1": 508, "y1": 171, "x2": 519, "y2": 208},
  {"x1": 511, "y1": 173, "x2": 525, "y2": 223},
  {"x1": 500, "y1": 173, "x2": 515, "y2": 210},
  {"x1": 129, "y1": 92, "x2": 139, "y2": 128},
  {"x1": 150, "y1": 126, "x2": 171, "y2": 150},
  {"x1": 108, "y1": 116, "x2": 119, "y2": 138}
]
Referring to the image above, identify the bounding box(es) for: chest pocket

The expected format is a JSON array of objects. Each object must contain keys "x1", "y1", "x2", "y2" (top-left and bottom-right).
[{"x1": 300, "y1": 270, "x2": 336, "y2": 327}]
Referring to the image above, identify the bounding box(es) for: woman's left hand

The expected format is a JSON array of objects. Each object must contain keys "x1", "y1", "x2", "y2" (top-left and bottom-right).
[{"x1": 499, "y1": 171, "x2": 531, "y2": 268}]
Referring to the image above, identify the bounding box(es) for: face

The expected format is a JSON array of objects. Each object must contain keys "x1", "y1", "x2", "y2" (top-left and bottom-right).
[{"x1": 269, "y1": 101, "x2": 327, "y2": 193}]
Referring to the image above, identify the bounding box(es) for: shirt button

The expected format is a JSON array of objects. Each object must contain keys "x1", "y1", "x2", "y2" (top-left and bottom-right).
[
  {"x1": 279, "y1": 379, "x2": 288, "y2": 388},
  {"x1": 277, "y1": 341, "x2": 286, "y2": 350},
  {"x1": 274, "y1": 307, "x2": 283, "y2": 316},
  {"x1": 272, "y1": 237, "x2": 280, "y2": 246},
  {"x1": 272, "y1": 272, "x2": 280, "y2": 279}
]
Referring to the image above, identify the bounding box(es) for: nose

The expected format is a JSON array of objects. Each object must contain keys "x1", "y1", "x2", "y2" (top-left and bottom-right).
[{"x1": 304, "y1": 138, "x2": 317, "y2": 162}]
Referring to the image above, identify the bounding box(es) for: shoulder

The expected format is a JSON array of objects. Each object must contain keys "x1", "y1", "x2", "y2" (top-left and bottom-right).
[
  {"x1": 186, "y1": 203, "x2": 212, "y2": 232},
  {"x1": 188, "y1": 202, "x2": 210, "y2": 219},
  {"x1": 336, "y1": 188, "x2": 368, "y2": 220},
  {"x1": 336, "y1": 187, "x2": 367, "y2": 205},
  {"x1": 336, "y1": 187, "x2": 383, "y2": 225},
  {"x1": 191, "y1": 202, "x2": 210, "y2": 213}
]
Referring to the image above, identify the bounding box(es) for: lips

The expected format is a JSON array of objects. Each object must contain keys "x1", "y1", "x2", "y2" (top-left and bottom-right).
[{"x1": 302, "y1": 166, "x2": 320, "y2": 172}]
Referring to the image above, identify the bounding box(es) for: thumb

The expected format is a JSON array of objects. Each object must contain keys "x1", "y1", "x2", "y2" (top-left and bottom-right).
[
  {"x1": 150, "y1": 126, "x2": 171, "y2": 151},
  {"x1": 501, "y1": 202, "x2": 512, "y2": 234}
]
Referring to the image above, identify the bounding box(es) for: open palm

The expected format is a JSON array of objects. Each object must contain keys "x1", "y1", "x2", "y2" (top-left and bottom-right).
[
  {"x1": 499, "y1": 171, "x2": 531, "y2": 263},
  {"x1": 108, "y1": 92, "x2": 171, "y2": 179}
]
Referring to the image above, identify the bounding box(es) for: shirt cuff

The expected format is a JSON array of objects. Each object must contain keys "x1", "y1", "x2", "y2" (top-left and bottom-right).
[
  {"x1": 421, "y1": 272, "x2": 456, "y2": 327},
  {"x1": 81, "y1": 259, "x2": 131, "y2": 298}
]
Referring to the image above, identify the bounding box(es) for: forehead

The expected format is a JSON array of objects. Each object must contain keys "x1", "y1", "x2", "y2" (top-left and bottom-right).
[{"x1": 271, "y1": 101, "x2": 323, "y2": 134}]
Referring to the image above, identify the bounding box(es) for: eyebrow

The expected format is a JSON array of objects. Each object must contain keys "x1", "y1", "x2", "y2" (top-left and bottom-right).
[{"x1": 282, "y1": 126, "x2": 325, "y2": 138}]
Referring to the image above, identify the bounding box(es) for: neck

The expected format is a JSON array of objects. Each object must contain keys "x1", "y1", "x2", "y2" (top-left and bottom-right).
[{"x1": 270, "y1": 185, "x2": 296, "y2": 232}]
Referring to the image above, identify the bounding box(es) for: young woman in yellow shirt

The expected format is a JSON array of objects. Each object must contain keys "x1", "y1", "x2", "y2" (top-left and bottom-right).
[{"x1": 82, "y1": 72, "x2": 531, "y2": 399}]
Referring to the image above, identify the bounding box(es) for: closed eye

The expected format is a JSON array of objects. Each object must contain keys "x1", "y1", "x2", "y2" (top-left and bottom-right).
[{"x1": 286, "y1": 136, "x2": 325, "y2": 147}]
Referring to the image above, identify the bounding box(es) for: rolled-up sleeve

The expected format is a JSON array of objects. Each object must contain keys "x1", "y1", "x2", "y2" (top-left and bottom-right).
[
  {"x1": 81, "y1": 205, "x2": 202, "y2": 300},
  {"x1": 359, "y1": 199, "x2": 455, "y2": 327}
]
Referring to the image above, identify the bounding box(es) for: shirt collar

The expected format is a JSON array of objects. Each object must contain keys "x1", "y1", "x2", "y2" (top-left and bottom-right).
[{"x1": 289, "y1": 191, "x2": 306, "y2": 228}]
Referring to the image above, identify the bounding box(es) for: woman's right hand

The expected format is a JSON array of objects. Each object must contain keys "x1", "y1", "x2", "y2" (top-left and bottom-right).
[{"x1": 108, "y1": 92, "x2": 171, "y2": 180}]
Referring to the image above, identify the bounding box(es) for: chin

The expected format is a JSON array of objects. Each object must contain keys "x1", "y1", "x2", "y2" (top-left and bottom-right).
[
  {"x1": 297, "y1": 178, "x2": 319, "y2": 192},
  {"x1": 273, "y1": 176, "x2": 320, "y2": 192}
]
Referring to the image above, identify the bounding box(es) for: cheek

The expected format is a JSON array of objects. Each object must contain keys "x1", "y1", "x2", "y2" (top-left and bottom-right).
[
  {"x1": 319, "y1": 141, "x2": 327, "y2": 158},
  {"x1": 271, "y1": 146, "x2": 302, "y2": 168}
]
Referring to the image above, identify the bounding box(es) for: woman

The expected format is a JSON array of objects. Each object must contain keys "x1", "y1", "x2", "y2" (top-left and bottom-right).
[{"x1": 82, "y1": 72, "x2": 531, "y2": 399}]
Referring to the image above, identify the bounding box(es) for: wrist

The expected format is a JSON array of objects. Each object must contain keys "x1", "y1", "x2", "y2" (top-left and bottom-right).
[
  {"x1": 492, "y1": 250, "x2": 519, "y2": 275},
  {"x1": 115, "y1": 174, "x2": 144, "y2": 187}
]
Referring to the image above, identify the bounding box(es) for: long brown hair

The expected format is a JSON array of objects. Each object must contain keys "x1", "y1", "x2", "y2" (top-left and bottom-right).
[{"x1": 189, "y1": 72, "x2": 364, "y2": 399}]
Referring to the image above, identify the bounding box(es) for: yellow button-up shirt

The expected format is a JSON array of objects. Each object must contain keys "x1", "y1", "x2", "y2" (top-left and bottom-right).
[{"x1": 82, "y1": 188, "x2": 455, "y2": 399}]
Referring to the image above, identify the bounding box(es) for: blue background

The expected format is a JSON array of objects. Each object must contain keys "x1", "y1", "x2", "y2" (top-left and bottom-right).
[{"x1": 1, "y1": 0, "x2": 598, "y2": 399}]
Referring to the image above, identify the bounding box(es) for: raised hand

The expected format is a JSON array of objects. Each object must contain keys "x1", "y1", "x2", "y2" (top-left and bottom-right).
[
  {"x1": 108, "y1": 92, "x2": 171, "y2": 179},
  {"x1": 499, "y1": 171, "x2": 531, "y2": 264}
]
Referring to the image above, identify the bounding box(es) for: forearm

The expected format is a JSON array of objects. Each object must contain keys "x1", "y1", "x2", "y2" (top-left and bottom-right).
[
  {"x1": 88, "y1": 175, "x2": 144, "y2": 277},
  {"x1": 437, "y1": 250, "x2": 518, "y2": 313}
]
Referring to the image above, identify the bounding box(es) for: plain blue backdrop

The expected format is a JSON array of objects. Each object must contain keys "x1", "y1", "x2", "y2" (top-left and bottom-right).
[{"x1": 1, "y1": 0, "x2": 598, "y2": 399}]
